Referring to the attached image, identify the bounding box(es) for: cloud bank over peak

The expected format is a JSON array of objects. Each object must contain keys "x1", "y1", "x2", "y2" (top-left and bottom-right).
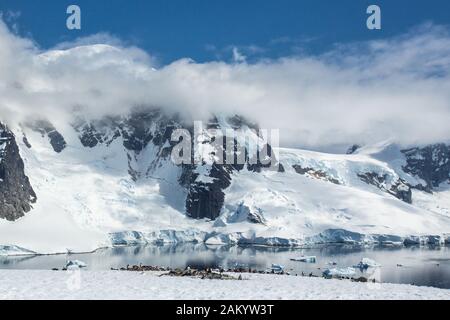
[{"x1": 1, "y1": 19, "x2": 449, "y2": 149}]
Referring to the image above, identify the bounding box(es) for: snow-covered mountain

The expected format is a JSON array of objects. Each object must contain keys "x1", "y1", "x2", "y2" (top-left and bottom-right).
[{"x1": 0, "y1": 109, "x2": 449, "y2": 254}]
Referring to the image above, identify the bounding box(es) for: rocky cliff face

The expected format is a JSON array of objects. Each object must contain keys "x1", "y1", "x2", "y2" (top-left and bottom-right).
[
  {"x1": 402, "y1": 144, "x2": 450, "y2": 192},
  {"x1": 0, "y1": 123, "x2": 37, "y2": 221},
  {"x1": 28, "y1": 119, "x2": 67, "y2": 153},
  {"x1": 293, "y1": 164, "x2": 341, "y2": 185},
  {"x1": 357, "y1": 172, "x2": 412, "y2": 204},
  {"x1": 64, "y1": 109, "x2": 279, "y2": 220},
  {"x1": 181, "y1": 163, "x2": 233, "y2": 220}
]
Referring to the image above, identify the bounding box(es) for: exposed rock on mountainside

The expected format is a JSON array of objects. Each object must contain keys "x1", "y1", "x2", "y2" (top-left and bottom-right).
[
  {"x1": 0, "y1": 123, "x2": 36, "y2": 221},
  {"x1": 28, "y1": 119, "x2": 67, "y2": 153},
  {"x1": 401, "y1": 144, "x2": 450, "y2": 191},
  {"x1": 22, "y1": 134, "x2": 32, "y2": 148},
  {"x1": 1, "y1": 109, "x2": 449, "y2": 255},
  {"x1": 357, "y1": 172, "x2": 412, "y2": 204},
  {"x1": 346, "y1": 144, "x2": 361, "y2": 155},
  {"x1": 182, "y1": 163, "x2": 233, "y2": 220},
  {"x1": 72, "y1": 109, "x2": 179, "y2": 152},
  {"x1": 227, "y1": 202, "x2": 266, "y2": 224},
  {"x1": 50, "y1": 109, "x2": 276, "y2": 221},
  {"x1": 293, "y1": 164, "x2": 341, "y2": 185}
]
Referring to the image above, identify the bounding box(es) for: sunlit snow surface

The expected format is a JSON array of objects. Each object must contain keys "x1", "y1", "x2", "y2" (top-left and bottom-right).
[{"x1": 0, "y1": 270, "x2": 448, "y2": 300}]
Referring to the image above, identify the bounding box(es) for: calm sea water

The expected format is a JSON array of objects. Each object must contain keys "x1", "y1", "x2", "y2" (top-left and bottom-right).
[{"x1": 1, "y1": 244, "x2": 449, "y2": 289}]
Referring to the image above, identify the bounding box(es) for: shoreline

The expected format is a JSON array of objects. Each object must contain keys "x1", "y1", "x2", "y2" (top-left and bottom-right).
[{"x1": 2, "y1": 240, "x2": 449, "y2": 258}]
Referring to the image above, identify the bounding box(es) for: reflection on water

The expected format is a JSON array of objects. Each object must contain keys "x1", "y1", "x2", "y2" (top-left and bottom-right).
[{"x1": 1, "y1": 244, "x2": 449, "y2": 289}]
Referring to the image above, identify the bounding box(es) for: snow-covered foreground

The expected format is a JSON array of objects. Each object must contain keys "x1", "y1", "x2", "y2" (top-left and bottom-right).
[{"x1": 0, "y1": 270, "x2": 448, "y2": 300}]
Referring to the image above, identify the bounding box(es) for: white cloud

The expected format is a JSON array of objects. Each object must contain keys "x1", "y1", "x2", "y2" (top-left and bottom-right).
[
  {"x1": 0, "y1": 10, "x2": 21, "y2": 34},
  {"x1": 1, "y1": 19, "x2": 450, "y2": 149},
  {"x1": 232, "y1": 47, "x2": 246, "y2": 63}
]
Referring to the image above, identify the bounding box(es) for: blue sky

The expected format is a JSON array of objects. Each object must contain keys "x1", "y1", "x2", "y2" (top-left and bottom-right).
[
  {"x1": 1, "y1": 0, "x2": 450, "y2": 64},
  {"x1": 1, "y1": 1, "x2": 450, "y2": 148}
]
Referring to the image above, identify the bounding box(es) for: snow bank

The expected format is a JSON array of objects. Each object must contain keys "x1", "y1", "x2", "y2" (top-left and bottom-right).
[
  {"x1": 307, "y1": 229, "x2": 367, "y2": 244},
  {"x1": 1, "y1": 270, "x2": 448, "y2": 300},
  {"x1": 106, "y1": 229, "x2": 450, "y2": 248},
  {"x1": 2, "y1": 226, "x2": 449, "y2": 257},
  {"x1": 109, "y1": 231, "x2": 148, "y2": 246},
  {"x1": 110, "y1": 230, "x2": 208, "y2": 246}
]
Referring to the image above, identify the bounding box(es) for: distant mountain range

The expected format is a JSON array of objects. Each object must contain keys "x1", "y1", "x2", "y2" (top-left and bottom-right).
[{"x1": 0, "y1": 108, "x2": 449, "y2": 255}]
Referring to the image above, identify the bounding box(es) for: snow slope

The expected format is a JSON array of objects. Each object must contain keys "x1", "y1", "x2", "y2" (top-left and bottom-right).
[
  {"x1": 0, "y1": 121, "x2": 211, "y2": 253},
  {"x1": 207, "y1": 146, "x2": 449, "y2": 244},
  {"x1": 0, "y1": 119, "x2": 449, "y2": 254},
  {"x1": 0, "y1": 270, "x2": 448, "y2": 300}
]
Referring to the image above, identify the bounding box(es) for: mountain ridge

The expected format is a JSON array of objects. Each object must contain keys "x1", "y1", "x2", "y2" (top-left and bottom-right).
[{"x1": 0, "y1": 110, "x2": 449, "y2": 254}]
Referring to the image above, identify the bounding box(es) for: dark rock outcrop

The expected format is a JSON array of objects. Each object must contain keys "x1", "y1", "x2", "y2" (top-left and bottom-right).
[
  {"x1": 29, "y1": 119, "x2": 66, "y2": 153},
  {"x1": 401, "y1": 144, "x2": 450, "y2": 191},
  {"x1": 247, "y1": 143, "x2": 282, "y2": 173},
  {"x1": 182, "y1": 163, "x2": 233, "y2": 220},
  {"x1": 182, "y1": 115, "x2": 282, "y2": 220},
  {"x1": 357, "y1": 172, "x2": 412, "y2": 203},
  {"x1": 247, "y1": 209, "x2": 265, "y2": 224},
  {"x1": 346, "y1": 144, "x2": 361, "y2": 154},
  {"x1": 72, "y1": 115, "x2": 122, "y2": 148},
  {"x1": 22, "y1": 133, "x2": 32, "y2": 148},
  {"x1": 73, "y1": 109, "x2": 280, "y2": 221},
  {"x1": 293, "y1": 164, "x2": 341, "y2": 185},
  {"x1": 73, "y1": 109, "x2": 180, "y2": 153},
  {"x1": 0, "y1": 123, "x2": 37, "y2": 221},
  {"x1": 228, "y1": 202, "x2": 266, "y2": 224}
]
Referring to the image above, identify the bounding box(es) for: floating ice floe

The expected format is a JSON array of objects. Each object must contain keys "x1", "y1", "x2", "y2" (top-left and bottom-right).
[
  {"x1": 233, "y1": 263, "x2": 249, "y2": 271},
  {"x1": 322, "y1": 267, "x2": 356, "y2": 278},
  {"x1": 353, "y1": 258, "x2": 381, "y2": 270},
  {"x1": 270, "y1": 264, "x2": 285, "y2": 273},
  {"x1": 65, "y1": 260, "x2": 87, "y2": 270},
  {"x1": 290, "y1": 256, "x2": 316, "y2": 263}
]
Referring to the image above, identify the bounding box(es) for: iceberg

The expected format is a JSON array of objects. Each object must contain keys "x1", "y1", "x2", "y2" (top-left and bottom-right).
[
  {"x1": 290, "y1": 256, "x2": 316, "y2": 263},
  {"x1": 65, "y1": 260, "x2": 87, "y2": 270},
  {"x1": 270, "y1": 264, "x2": 285, "y2": 274},
  {"x1": 353, "y1": 258, "x2": 381, "y2": 270},
  {"x1": 322, "y1": 267, "x2": 356, "y2": 278}
]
